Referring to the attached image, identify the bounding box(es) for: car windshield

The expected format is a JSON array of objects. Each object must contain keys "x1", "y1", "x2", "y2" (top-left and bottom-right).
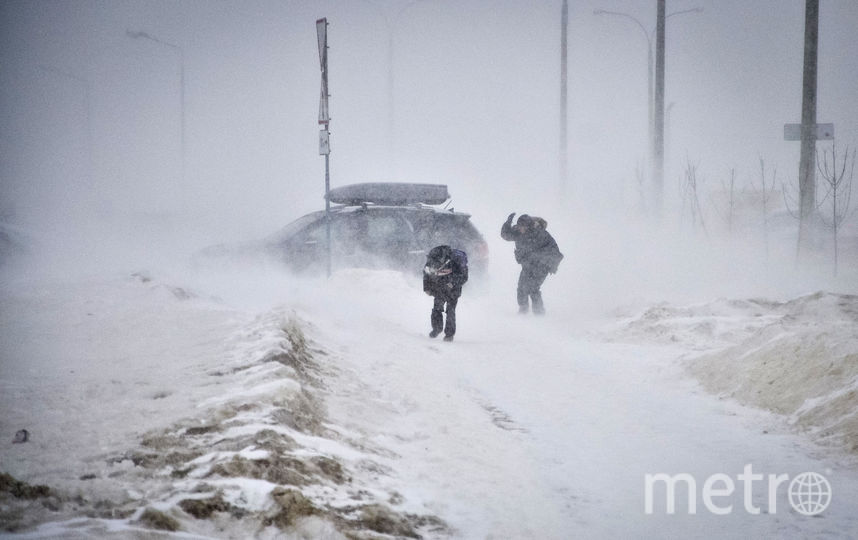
[{"x1": 264, "y1": 213, "x2": 322, "y2": 246}]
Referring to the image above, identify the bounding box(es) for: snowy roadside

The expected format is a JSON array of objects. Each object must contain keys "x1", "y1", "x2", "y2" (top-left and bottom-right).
[
  {"x1": 0, "y1": 272, "x2": 447, "y2": 539},
  {"x1": 606, "y1": 292, "x2": 858, "y2": 460}
]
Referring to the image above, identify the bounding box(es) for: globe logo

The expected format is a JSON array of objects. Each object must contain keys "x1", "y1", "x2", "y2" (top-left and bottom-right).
[{"x1": 788, "y1": 472, "x2": 832, "y2": 516}]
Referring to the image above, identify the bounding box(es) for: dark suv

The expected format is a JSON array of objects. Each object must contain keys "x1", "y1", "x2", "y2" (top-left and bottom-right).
[{"x1": 240, "y1": 183, "x2": 488, "y2": 276}]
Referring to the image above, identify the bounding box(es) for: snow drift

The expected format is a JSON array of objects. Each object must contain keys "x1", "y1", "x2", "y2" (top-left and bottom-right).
[
  {"x1": 614, "y1": 292, "x2": 858, "y2": 456},
  {"x1": 0, "y1": 272, "x2": 446, "y2": 538}
]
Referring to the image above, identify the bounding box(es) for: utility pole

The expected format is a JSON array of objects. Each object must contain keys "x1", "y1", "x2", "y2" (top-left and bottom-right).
[
  {"x1": 653, "y1": 0, "x2": 666, "y2": 217},
  {"x1": 560, "y1": 0, "x2": 568, "y2": 200},
  {"x1": 798, "y1": 0, "x2": 819, "y2": 249}
]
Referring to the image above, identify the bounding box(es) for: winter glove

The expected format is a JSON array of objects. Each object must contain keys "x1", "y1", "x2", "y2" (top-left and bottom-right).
[{"x1": 506, "y1": 212, "x2": 516, "y2": 224}]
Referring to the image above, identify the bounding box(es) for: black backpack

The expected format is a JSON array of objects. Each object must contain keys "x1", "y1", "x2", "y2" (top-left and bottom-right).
[{"x1": 451, "y1": 248, "x2": 468, "y2": 274}]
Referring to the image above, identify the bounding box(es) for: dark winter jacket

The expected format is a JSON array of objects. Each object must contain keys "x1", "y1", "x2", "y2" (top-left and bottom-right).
[
  {"x1": 423, "y1": 245, "x2": 468, "y2": 299},
  {"x1": 501, "y1": 216, "x2": 564, "y2": 273}
]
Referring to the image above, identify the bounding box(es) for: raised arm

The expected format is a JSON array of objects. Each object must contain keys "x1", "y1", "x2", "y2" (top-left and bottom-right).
[{"x1": 500, "y1": 212, "x2": 518, "y2": 241}]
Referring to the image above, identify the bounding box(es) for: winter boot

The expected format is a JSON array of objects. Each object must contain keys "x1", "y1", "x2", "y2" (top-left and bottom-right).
[{"x1": 531, "y1": 293, "x2": 545, "y2": 315}]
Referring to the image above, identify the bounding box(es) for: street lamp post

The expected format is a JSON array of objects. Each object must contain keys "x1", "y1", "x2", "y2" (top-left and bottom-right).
[
  {"x1": 654, "y1": 0, "x2": 666, "y2": 216},
  {"x1": 593, "y1": 5, "x2": 702, "y2": 214},
  {"x1": 126, "y1": 30, "x2": 186, "y2": 205},
  {"x1": 560, "y1": 0, "x2": 569, "y2": 201},
  {"x1": 593, "y1": 9, "x2": 655, "y2": 167}
]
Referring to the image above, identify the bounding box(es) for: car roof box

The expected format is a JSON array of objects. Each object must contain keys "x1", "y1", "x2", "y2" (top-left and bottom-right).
[{"x1": 326, "y1": 183, "x2": 450, "y2": 206}]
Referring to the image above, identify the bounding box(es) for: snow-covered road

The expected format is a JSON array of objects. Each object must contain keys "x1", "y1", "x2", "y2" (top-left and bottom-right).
[
  {"x1": 3, "y1": 268, "x2": 858, "y2": 538},
  {"x1": 296, "y1": 270, "x2": 858, "y2": 539}
]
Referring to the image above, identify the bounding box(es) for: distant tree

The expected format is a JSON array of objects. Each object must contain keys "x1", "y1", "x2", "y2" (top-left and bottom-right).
[
  {"x1": 680, "y1": 156, "x2": 707, "y2": 235},
  {"x1": 816, "y1": 142, "x2": 855, "y2": 276},
  {"x1": 755, "y1": 157, "x2": 778, "y2": 261},
  {"x1": 710, "y1": 168, "x2": 738, "y2": 236}
]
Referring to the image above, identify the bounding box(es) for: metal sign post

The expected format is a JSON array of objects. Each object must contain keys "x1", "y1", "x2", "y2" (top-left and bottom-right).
[
  {"x1": 784, "y1": 122, "x2": 834, "y2": 141},
  {"x1": 317, "y1": 18, "x2": 332, "y2": 277}
]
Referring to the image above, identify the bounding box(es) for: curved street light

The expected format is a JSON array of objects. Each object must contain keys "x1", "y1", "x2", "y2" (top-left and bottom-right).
[{"x1": 593, "y1": 7, "x2": 703, "y2": 172}]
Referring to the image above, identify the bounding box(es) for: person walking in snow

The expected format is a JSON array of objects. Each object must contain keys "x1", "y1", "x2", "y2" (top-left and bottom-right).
[
  {"x1": 423, "y1": 245, "x2": 469, "y2": 342},
  {"x1": 501, "y1": 213, "x2": 563, "y2": 314}
]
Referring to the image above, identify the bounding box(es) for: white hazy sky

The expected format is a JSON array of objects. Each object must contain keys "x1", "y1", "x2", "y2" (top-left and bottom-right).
[{"x1": 1, "y1": 0, "x2": 857, "y2": 245}]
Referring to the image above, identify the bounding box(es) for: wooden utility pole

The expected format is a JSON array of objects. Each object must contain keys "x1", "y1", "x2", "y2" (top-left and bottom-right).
[{"x1": 798, "y1": 0, "x2": 819, "y2": 247}]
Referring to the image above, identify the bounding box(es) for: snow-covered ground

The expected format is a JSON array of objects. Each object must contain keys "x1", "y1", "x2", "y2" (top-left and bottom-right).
[{"x1": 3, "y1": 258, "x2": 858, "y2": 539}]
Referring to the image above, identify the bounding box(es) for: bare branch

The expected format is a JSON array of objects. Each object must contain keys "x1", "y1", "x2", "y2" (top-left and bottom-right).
[{"x1": 782, "y1": 182, "x2": 801, "y2": 220}]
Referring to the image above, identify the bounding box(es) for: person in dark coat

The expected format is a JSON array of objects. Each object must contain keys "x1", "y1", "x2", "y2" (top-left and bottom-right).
[
  {"x1": 501, "y1": 213, "x2": 563, "y2": 314},
  {"x1": 423, "y1": 245, "x2": 469, "y2": 341}
]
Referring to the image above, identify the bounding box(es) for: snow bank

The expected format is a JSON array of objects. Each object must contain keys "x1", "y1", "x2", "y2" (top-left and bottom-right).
[
  {"x1": 0, "y1": 272, "x2": 446, "y2": 538},
  {"x1": 613, "y1": 292, "x2": 858, "y2": 456}
]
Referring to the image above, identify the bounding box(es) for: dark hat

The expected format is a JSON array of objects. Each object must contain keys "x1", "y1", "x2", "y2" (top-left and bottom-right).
[
  {"x1": 516, "y1": 214, "x2": 533, "y2": 226},
  {"x1": 427, "y1": 245, "x2": 452, "y2": 263}
]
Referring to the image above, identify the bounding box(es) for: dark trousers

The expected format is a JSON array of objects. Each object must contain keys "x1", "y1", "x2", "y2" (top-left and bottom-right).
[
  {"x1": 517, "y1": 264, "x2": 549, "y2": 313},
  {"x1": 431, "y1": 294, "x2": 458, "y2": 336}
]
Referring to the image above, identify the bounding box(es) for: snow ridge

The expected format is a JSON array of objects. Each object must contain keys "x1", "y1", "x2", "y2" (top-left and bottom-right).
[
  {"x1": 0, "y1": 274, "x2": 447, "y2": 538},
  {"x1": 614, "y1": 291, "x2": 858, "y2": 457}
]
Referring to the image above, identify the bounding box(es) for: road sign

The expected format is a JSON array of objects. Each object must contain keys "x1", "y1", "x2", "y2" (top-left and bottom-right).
[
  {"x1": 316, "y1": 18, "x2": 329, "y2": 125},
  {"x1": 319, "y1": 81, "x2": 329, "y2": 125},
  {"x1": 784, "y1": 123, "x2": 834, "y2": 141},
  {"x1": 319, "y1": 129, "x2": 330, "y2": 155},
  {"x1": 316, "y1": 18, "x2": 327, "y2": 66}
]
